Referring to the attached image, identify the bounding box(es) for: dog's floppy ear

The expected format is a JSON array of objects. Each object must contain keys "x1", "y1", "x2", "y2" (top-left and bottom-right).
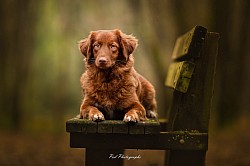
[
  {"x1": 78, "y1": 38, "x2": 89, "y2": 57},
  {"x1": 117, "y1": 30, "x2": 138, "y2": 61},
  {"x1": 78, "y1": 32, "x2": 96, "y2": 64}
]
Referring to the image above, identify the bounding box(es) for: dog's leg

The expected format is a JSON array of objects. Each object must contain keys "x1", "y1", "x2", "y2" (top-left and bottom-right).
[
  {"x1": 80, "y1": 102, "x2": 105, "y2": 121},
  {"x1": 147, "y1": 110, "x2": 158, "y2": 118},
  {"x1": 140, "y1": 93, "x2": 158, "y2": 119},
  {"x1": 145, "y1": 98, "x2": 158, "y2": 118},
  {"x1": 137, "y1": 75, "x2": 158, "y2": 119},
  {"x1": 123, "y1": 102, "x2": 147, "y2": 123}
]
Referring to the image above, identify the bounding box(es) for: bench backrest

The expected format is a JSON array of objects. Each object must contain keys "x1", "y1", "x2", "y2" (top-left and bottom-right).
[
  {"x1": 164, "y1": 25, "x2": 219, "y2": 166},
  {"x1": 166, "y1": 25, "x2": 219, "y2": 133}
]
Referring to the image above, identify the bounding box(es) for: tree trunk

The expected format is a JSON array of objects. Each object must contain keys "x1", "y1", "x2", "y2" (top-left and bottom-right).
[{"x1": 0, "y1": 0, "x2": 40, "y2": 129}]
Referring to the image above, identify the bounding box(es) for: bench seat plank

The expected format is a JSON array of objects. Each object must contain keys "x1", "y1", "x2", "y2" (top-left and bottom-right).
[
  {"x1": 66, "y1": 118, "x2": 161, "y2": 134},
  {"x1": 69, "y1": 131, "x2": 208, "y2": 150}
]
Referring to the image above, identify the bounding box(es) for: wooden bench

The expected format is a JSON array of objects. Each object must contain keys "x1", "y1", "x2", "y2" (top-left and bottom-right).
[{"x1": 66, "y1": 25, "x2": 219, "y2": 166}]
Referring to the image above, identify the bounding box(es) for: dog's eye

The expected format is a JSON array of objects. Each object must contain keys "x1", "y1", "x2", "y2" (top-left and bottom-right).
[
  {"x1": 110, "y1": 44, "x2": 117, "y2": 51},
  {"x1": 94, "y1": 44, "x2": 101, "y2": 50}
]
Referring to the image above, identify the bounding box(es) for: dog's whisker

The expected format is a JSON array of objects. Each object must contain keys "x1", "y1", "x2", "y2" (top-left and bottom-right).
[{"x1": 88, "y1": 58, "x2": 96, "y2": 64}]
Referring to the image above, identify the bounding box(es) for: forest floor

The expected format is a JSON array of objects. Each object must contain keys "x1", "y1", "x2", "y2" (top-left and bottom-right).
[{"x1": 0, "y1": 116, "x2": 249, "y2": 166}]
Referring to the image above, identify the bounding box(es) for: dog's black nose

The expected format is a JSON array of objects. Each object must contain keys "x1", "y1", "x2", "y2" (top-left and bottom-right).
[{"x1": 99, "y1": 57, "x2": 107, "y2": 63}]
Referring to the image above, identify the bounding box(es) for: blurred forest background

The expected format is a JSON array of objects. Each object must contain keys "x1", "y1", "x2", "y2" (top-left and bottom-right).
[{"x1": 0, "y1": 0, "x2": 249, "y2": 165}]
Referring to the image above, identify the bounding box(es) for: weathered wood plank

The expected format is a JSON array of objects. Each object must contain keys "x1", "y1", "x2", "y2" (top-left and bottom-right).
[
  {"x1": 66, "y1": 118, "x2": 160, "y2": 134},
  {"x1": 165, "y1": 31, "x2": 219, "y2": 166},
  {"x1": 129, "y1": 124, "x2": 144, "y2": 134},
  {"x1": 69, "y1": 131, "x2": 208, "y2": 150},
  {"x1": 112, "y1": 121, "x2": 129, "y2": 134},
  {"x1": 172, "y1": 25, "x2": 207, "y2": 61},
  {"x1": 98, "y1": 120, "x2": 113, "y2": 133},
  {"x1": 165, "y1": 61, "x2": 195, "y2": 93},
  {"x1": 66, "y1": 118, "x2": 97, "y2": 133},
  {"x1": 144, "y1": 123, "x2": 161, "y2": 134},
  {"x1": 168, "y1": 32, "x2": 219, "y2": 132}
]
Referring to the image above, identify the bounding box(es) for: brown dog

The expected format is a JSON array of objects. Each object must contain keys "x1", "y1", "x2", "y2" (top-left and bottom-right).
[{"x1": 78, "y1": 29, "x2": 157, "y2": 123}]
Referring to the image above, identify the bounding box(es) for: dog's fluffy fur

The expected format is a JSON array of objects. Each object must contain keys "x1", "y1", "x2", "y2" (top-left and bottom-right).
[{"x1": 78, "y1": 29, "x2": 157, "y2": 123}]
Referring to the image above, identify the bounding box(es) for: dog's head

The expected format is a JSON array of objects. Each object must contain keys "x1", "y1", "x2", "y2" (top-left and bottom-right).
[{"x1": 78, "y1": 29, "x2": 138, "y2": 69}]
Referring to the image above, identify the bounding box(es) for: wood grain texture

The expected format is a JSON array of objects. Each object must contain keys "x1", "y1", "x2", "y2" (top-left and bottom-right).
[
  {"x1": 166, "y1": 30, "x2": 219, "y2": 166},
  {"x1": 172, "y1": 25, "x2": 207, "y2": 61},
  {"x1": 70, "y1": 131, "x2": 208, "y2": 150},
  {"x1": 168, "y1": 32, "x2": 219, "y2": 132},
  {"x1": 66, "y1": 118, "x2": 161, "y2": 134},
  {"x1": 165, "y1": 61, "x2": 195, "y2": 93}
]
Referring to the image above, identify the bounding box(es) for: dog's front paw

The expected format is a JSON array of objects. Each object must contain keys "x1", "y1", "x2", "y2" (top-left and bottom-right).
[
  {"x1": 147, "y1": 110, "x2": 158, "y2": 118},
  {"x1": 81, "y1": 106, "x2": 105, "y2": 122},
  {"x1": 123, "y1": 115, "x2": 137, "y2": 123},
  {"x1": 89, "y1": 110, "x2": 105, "y2": 122},
  {"x1": 123, "y1": 111, "x2": 140, "y2": 123}
]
